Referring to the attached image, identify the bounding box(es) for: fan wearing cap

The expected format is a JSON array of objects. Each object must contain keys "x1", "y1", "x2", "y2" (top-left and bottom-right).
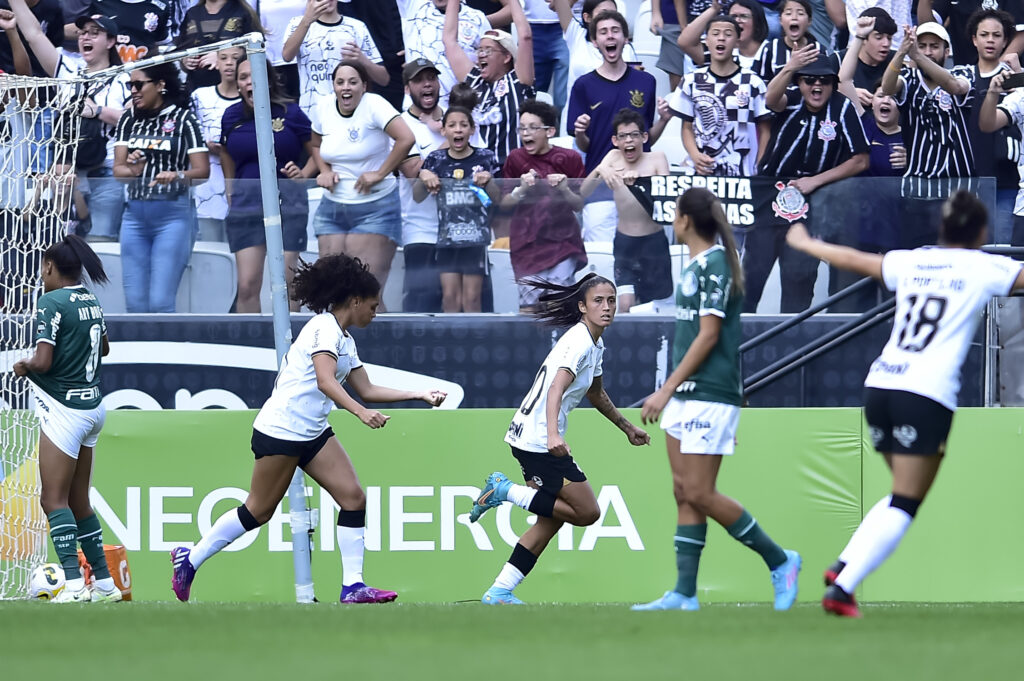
[
  {"x1": 403, "y1": 0, "x2": 490, "y2": 105},
  {"x1": 880, "y1": 23, "x2": 974, "y2": 179},
  {"x1": 443, "y1": 0, "x2": 535, "y2": 166},
  {"x1": 751, "y1": 52, "x2": 869, "y2": 313}
]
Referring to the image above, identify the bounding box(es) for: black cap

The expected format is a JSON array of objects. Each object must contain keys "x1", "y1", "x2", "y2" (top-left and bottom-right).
[
  {"x1": 75, "y1": 14, "x2": 119, "y2": 36},
  {"x1": 402, "y1": 58, "x2": 440, "y2": 84},
  {"x1": 795, "y1": 54, "x2": 838, "y2": 78}
]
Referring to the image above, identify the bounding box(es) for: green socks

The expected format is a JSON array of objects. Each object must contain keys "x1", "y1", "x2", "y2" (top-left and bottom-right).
[
  {"x1": 47, "y1": 508, "x2": 80, "y2": 580},
  {"x1": 77, "y1": 513, "x2": 111, "y2": 580},
  {"x1": 726, "y1": 510, "x2": 787, "y2": 570},
  {"x1": 674, "y1": 524, "x2": 707, "y2": 598}
]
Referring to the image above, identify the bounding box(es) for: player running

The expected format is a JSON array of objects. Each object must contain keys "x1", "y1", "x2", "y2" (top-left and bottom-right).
[
  {"x1": 787, "y1": 190, "x2": 1024, "y2": 617},
  {"x1": 632, "y1": 187, "x2": 801, "y2": 612},
  {"x1": 469, "y1": 273, "x2": 650, "y2": 604},
  {"x1": 171, "y1": 254, "x2": 447, "y2": 603},
  {"x1": 13, "y1": 235, "x2": 122, "y2": 603}
]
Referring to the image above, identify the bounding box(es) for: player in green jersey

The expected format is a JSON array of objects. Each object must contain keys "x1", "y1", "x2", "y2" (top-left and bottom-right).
[
  {"x1": 13, "y1": 234, "x2": 122, "y2": 604},
  {"x1": 632, "y1": 187, "x2": 801, "y2": 611}
]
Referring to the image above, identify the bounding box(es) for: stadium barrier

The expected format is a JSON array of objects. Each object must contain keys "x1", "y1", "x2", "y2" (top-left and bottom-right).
[{"x1": 58, "y1": 407, "x2": 1024, "y2": 603}]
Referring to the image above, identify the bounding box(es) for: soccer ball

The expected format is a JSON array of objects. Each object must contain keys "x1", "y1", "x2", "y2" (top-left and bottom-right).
[{"x1": 28, "y1": 563, "x2": 65, "y2": 600}]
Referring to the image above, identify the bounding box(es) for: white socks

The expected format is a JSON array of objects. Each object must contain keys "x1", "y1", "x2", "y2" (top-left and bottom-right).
[
  {"x1": 190, "y1": 509, "x2": 247, "y2": 570},
  {"x1": 838, "y1": 495, "x2": 891, "y2": 564},
  {"x1": 505, "y1": 484, "x2": 537, "y2": 510},
  {"x1": 337, "y1": 525, "x2": 365, "y2": 587},
  {"x1": 835, "y1": 500, "x2": 913, "y2": 594},
  {"x1": 492, "y1": 563, "x2": 525, "y2": 592}
]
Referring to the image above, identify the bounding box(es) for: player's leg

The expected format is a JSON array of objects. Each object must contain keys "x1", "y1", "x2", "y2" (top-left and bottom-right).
[
  {"x1": 483, "y1": 515, "x2": 563, "y2": 605},
  {"x1": 461, "y1": 269, "x2": 484, "y2": 313},
  {"x1": 304, "y1": 437, "x2": 396, "y2": 603},
  {"x1": 38, "y1": 431, "x2": 85, "y2": 598},
  {"x1": 68, "y1": 443, "x2": 120, "y2": 601},
  {"x1": 234, "y1": 244, "x2": 267, "y2": 313},
  {"x1": 440, "y1": 271, "x2": 463, "y2": 312}
]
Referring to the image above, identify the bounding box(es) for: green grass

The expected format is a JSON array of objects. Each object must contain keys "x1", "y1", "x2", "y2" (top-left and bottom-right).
[{"x1": 1, "y1": 602, "x2": 1022, "y2": 679}]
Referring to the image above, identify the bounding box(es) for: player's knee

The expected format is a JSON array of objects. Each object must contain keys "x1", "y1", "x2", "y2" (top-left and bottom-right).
[
  {"x1": 244, "y1": 502, "x2": 274, "y2": 526},
  {"x1": 237, "y1": 277, "x2": 261, "y2": 301},
  {"x1": 571, "y1": 502, "x2": 601, "y2": 527},
  {"x1": 339, "y1": 487, "x2": 366, "y2": 510},
  {"x1": 684, "y1": 488, "x2": 715, "y2": 515}
]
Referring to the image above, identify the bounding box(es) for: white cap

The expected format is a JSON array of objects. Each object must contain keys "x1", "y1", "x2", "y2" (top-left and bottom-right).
[{"x1": 916, "y1": 21, "x2": 953, "y2": 55}]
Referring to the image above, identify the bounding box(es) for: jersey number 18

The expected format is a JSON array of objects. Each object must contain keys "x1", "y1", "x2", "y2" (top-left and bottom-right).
[{"x1": 895, "y1": 294, "x2": 947, "y2": 352}]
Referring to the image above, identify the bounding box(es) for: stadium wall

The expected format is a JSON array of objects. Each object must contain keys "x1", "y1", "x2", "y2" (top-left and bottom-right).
[{"x1": 70, "y1": 408, "x2": 1024, "y2": 604}]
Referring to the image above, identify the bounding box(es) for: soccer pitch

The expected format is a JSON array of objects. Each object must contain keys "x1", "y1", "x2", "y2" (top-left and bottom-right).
[{"x1": 1, "y1": 602, "x2": 1021, "y2": 679}]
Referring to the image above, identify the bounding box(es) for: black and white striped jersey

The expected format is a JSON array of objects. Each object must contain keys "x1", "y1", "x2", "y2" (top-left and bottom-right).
[
  {"x1": 114, "y1": 103, "x2": 206, "y2": 200},
  {"x1": 895, "y1": 66, "x2": 975, "y2": 179},
  {"x1": 465, "y1": 66, "x2": 536, "y2": 168}
]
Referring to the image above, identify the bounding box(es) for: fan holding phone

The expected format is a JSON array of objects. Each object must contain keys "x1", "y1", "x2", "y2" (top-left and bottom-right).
[{"x1": 978, "y1": 67, "x2": 1024, "y2": 246}]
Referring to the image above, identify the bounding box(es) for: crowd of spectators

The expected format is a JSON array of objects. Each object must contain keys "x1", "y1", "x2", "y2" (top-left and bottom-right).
[{"x1": 1, "y1": 0, "x2": 1024, "y2": 314}]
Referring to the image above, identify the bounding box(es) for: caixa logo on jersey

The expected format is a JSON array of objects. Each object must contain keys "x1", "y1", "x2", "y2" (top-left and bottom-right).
[{"x1": 96, "y1": 341, "x2": 464, "y2": 411}]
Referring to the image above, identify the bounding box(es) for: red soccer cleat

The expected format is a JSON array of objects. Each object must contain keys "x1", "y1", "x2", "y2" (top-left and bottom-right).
[
  {"x1": 823, "y1": 560, "x2": 846, "y2": 586},
  {"x1": 822, "y1": 584, "x2": 861, "y2": 618}
]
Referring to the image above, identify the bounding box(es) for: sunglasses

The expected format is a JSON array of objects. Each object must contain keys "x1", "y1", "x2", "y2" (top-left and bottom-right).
[
  {"x1": 799, "y1": 75, "x2": 834, "y2": 85},
  {"x1": 128, "y1": 79, "x2": 153, "y2": 91}
]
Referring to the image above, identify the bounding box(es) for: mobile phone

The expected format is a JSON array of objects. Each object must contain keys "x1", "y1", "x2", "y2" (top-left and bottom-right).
[
  {"x1": 626, "y1": 61, "x2": 645, "y2": 71},
  {"x1": 1003, "y1": 72, "x2": 1024, "y2": 90}
]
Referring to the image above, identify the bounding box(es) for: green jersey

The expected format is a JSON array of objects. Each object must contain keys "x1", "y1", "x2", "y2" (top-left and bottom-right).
[
  {"x1": 671, "y1": 245, "x2": 743, "y2": 406},
  {"x1": 29, "y1": 285, "x2": 106, "y2": 409}
]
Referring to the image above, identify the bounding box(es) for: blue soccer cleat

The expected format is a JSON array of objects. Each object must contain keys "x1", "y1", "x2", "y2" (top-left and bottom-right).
[
  {"x1": 770, "y1": 549, "x2": 802, "y2": 610},
  {"x1": 481, "y1": 587, "x2": 524, "y2": 605},
  {"x1": 630, "y1": 591, "x2": 700, "y2": 611},
  {"x1": 469, "y1": 472, "x2": 512, "y2": 523}
]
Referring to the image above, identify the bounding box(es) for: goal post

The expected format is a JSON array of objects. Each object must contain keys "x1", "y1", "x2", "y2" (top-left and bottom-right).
[{"x1": 0, "y1": 34, "x2": 316, "y2": 602}]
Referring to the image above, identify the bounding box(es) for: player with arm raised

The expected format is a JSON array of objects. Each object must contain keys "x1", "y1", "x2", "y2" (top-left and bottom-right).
[
  {"x1": 170, "y1": 255, "x2": 447, "y2": 604},
  {"x1": 468, "y1": 273, "x2": 650, "y2": 605},
  {"x1": 12, "y1": 235, "x2": 121, "y2": 604},
  {"x1": 787, "y1": 190, "x2": 1024, "y2": 617}
]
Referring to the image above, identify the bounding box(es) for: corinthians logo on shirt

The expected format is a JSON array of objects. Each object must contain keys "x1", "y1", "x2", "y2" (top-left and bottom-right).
[{"x1": 629, "y1": 89, "x2": 645, "y2": 108}]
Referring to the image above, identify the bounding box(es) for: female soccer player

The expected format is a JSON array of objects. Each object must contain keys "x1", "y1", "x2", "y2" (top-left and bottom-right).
[
  {"x1": 13, "y1": 235, "x2": 121, "y2": 603},
  {"x1": 632, "y1": 187, "x2": 801, "y2": 612},
  {"x1": 468, "y1": 273, "x2": 651, "y2": 605},
  {"x1": 786, "y1": 190, "x2": 1024, "y2": 617},
  {"x1": 171, "y1": 254, "x2": 448, "y2": 603}
]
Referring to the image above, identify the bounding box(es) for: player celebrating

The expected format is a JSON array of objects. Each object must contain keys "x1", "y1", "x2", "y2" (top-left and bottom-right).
[
  {"x1": 632, "y1": 188, "x2": 801, "y2": 612},
  {"x1": 468, "y1": 273, "x2": 650, "y2": 605},
  {"x1": 786, "y1": 191, "x2": 1024, "y2": 617},
  {"x1": 171, "y1": 254, "x2": 447, "y2": 604},
  {"x1": 13, "y1": 235, "x2": 121, "y2": 603}
]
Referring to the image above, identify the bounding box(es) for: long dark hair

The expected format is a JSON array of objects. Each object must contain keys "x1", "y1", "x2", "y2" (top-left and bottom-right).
[
  {"x1": 731, "y1": 0, "x2": 769, "y2": 44},
  {"x1": 290, "y1": 254, "x2": 380, "y2": 313},
  {"x1": 137, "y1": 62, "x2": 187, "y2": 108},
  {"x1": 676, "y1": 188, "x2": 744, "y2": 296},
  {"x1": 940, "y1": 190, "x2": 988, "y2": 246},
  {"x1": 44, "y1": 234, "x2": 108, "y2": 285},
  {"x1": 521, "y1": 273, "x2": 615, "y2": 328}
]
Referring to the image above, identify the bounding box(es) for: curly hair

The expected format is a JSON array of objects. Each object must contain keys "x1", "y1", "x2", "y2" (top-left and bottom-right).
[
  {"x1": 290, "y1": 255, "x2": 381, "y2": 313},
  {"x1": 520, "y1": 273, "x2": 615, "y2": 328}
]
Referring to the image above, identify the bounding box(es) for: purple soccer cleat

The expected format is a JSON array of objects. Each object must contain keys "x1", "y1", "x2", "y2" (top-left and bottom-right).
[
  {"x1": 340, "y1": 582, "x2": 398, "y2": 604},
  {"x1": 170, "y1": 546, "x2": 197, "y2": 602}
]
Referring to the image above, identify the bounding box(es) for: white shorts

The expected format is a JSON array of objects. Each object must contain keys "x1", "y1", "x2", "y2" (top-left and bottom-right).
[
  {"x1": 660, "y1": 398, "x2": 740, "y2": 455},
  {"x1": 32, "y1": 387, "x2": 105, "y2": 459},
  {"x1": 581, "y1": 201, "x2": 618, "y2": 243}
]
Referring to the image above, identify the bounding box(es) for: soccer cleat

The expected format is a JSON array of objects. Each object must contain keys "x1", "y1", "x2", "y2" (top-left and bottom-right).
[
  {"x1": 469, "y1": 472, "x2": 513, "y2": 523},
  {"x1": 824, "y1": 559, "x2": 846, "y2": 586},
  {"x1": 770, "y1": 549, "x2": 802, "y2": 610},
  {"x1": 170, "y1": 546, "x2": 197, "y2": 602},
  {"x1": 481, "y1": 587, "x2": 524, "y2": 605},
  {"x1": 822, "y1": 584, "x2": 862, "y2": 618},
  {"x1": 630, "y1": 590, "x2": 700, "y2": 611},
  {"x1": 52, "y1": 584, "x2": 92, "y2": 603},
  {"x1": 90, "y1": 582, "x2": 123, "y2": 603},
  {"x1": 340, "y1": 583, "x2": 398, "y2": 604}
]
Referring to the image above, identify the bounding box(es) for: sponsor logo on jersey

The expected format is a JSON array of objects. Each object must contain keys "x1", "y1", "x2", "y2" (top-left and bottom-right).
[
  {"x1": 66, "y1": 387, "x2": 100, "y2": 402},
  {"x1": 893, "y1": 424, "x2": 918, "y2": 449},
  {"x1": 683, "y1": 418, "x2": 711, "y2": 432},
  {"x1": 128, "y1": 137, "x2": 172, "y2": 151},
  {"x1": 675, "y1": 380, "x2": 696, "y2": 393},
  {"x1": 507, "y1": 420, "x2": 523, "y2": 439},
  {"x1": 871, "y1": 360, "x2": 908, "y2": 376},
  {"x1": 771, "y1": 182, "x2": 808, "y2": 222}
]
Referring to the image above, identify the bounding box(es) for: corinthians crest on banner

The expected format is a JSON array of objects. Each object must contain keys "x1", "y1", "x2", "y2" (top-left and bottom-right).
[{"x1": 771, "y1": 182, "x2": 808, "y2": 222}]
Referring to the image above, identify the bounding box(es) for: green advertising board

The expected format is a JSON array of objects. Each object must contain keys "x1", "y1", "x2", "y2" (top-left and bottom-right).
[{"x1": 81, "y1": 408, "x2": 1023, "y2": 603}]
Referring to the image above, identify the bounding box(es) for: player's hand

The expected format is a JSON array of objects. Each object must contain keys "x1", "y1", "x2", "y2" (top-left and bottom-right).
[
  {"x1": 573, "y1": 113, "x2": 591, "y2": 136},
  {"x1": 854, "y1": 16, "x2": 875, "y2": 40},
  {"x1": 547, "y1": 434, "x2": 571, "y2": 457},
  {"x1": 473, "y1": 170, "x2": 492, "y2": 187},
  {"x1": 640, "y1": 389, "x2": 671, "y2": 425},
  {"x1": 12, "y1": 359, "x2": 28, "y2": 376},
  {"x1": 281, "y1": 161, "x2": 303, "y2": 179},
  {"x1": 149, "y1": 170, "x2": 179, "y2": 187},
  {"x1": 419, "y1": 169, "x2": 441, "y2": 193},
  {"x1": 788, "y1": 176, "x2": 819, "y2": 195},
  {"x1": 358, "y1": 408, "x2": 390, "y2": 428},
  {"x1": 692, "y1": 152, "x2": 715, "y2": 175},
  {"x1": 650, "y1": 15, "x2": 663, "y2": 35},
  {"x1": 626, "y1": 424, "x2": 650, "y2": 446},
  {"x1": 785, "y1": 222, "x2": 812, "y2": 250},
  {"x1": 421, "y1": 390, "x2": 447, "y2": 407}
]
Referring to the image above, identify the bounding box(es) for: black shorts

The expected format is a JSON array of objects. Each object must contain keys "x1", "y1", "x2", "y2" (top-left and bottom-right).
[
  {"x1": 613, "y1": 230, "x2": 673, "y2": 303},
  {"x1": 251, "y1": 427, "x2": 334, "y2": 468},
  {"x1": 510, "y1": 445, "x2": 587, "y2": 494},
  {"x1": 225, "y1": 181, "x2": 309, "y2": 253},
  {"x1": 863, "y1": 388, "x2": 953, "y2": 456},
  {"x1": 435, "y1": 245, "x2": 489, "y2": 275}
]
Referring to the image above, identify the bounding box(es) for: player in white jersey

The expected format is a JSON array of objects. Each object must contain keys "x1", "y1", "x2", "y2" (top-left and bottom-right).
[
  {"x1": 787, "y1": 190, "x2": 1024, "y2": 618},
  {"x1": 170, "y1": 255, "x2": 447, "y2": 604},
  {"x1": 468, "y1": 274, "x2": 650, "y2": 605}
]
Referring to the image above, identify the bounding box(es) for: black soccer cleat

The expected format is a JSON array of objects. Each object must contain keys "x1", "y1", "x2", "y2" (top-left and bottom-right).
[
  {"x1": 822, "y1": 584, "x2": 861, "y2": 618},
  {"x1": 823, "y1": 560, "x2": 846, "y2": 586}
]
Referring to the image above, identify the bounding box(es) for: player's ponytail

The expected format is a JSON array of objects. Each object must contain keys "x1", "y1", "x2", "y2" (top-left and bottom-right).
[
  {"x1": 521, "y1": 273, "x2": 615, "y2": 328},
  {"x1": 290, "y1": 254, "x2": 380, "y2": 313},
  {"x1": 676, "y1": 187, "x2": 744, "y2": 296},
  {"x1": 940, "y1": 190, "x2": 988, "y2": 247},
  {"x1": 43, "y1": 234, "x2": 109, "y2": 286}
]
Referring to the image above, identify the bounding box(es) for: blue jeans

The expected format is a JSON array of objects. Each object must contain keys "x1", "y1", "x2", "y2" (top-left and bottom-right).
[
  {"x1": 120, "y1": 196, "x2": 193, "y2": 312},
  {"x1": 994, "y1": 188, "x2": 1016, "y2": 244},
  {"x1": 84, "y1": 167, "x2": 125, "y2": 240},
  {"x1": 530, "y1": 22, "x2": 570, "y2": 111}
]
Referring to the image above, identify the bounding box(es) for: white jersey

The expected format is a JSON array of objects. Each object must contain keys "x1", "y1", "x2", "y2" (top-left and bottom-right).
[
  {"x1": 865, "y1": 248, "x2": 1021, "y2": 411},
  {"x1": 399, "y1": 109, "x2": 445, "y2": 245},
  {"x1": 253, "y1": 313, "x2": 363, "y2": 440},
  {"x1": 505, "y1": 322, "x2": 604, "y2": 453},
  {"x1": 402, "y1": 0, "x2": 489, "y2": 101},
  {"x1": 189, "y1": 85, "x2": 239, "y2": 220}
]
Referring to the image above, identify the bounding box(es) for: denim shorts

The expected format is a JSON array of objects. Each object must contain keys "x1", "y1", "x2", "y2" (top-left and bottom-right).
[{"x1": 312, "y1": 189, "x2": 401, "y2": 244}]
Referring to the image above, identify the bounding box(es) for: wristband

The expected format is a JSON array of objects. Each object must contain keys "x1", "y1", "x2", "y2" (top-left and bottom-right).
[{"x1": 887, "y1": 61, "x2": 901, "y2": 73}]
